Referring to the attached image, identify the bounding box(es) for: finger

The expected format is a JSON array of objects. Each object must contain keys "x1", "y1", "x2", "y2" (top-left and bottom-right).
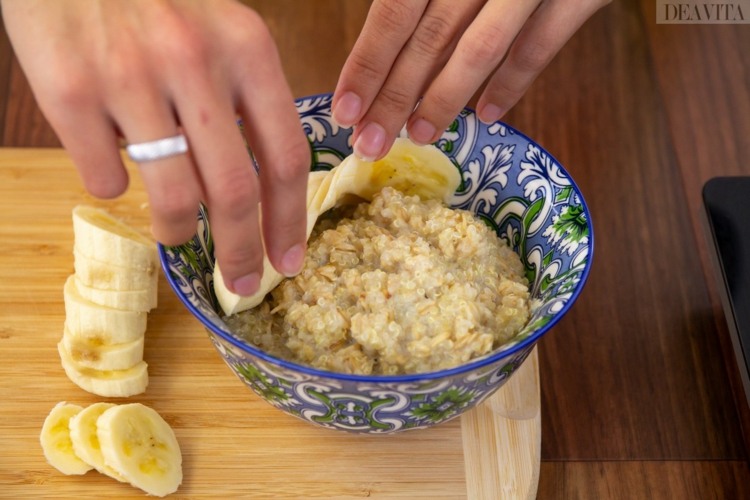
[
  {"x1": 350, "y1": 0, "x2": 484, "y2": 161},
  {"x1": 49, "y1": 105, "x2": 130, "y2": 199},
  {"x1": 477, "y1": 0, "x2": 608, "y2": 123},
  {"x1": 32, "y1": 77, "x2": 130, "y2": 199},
  {"x1": 102, "y1": 63, "x2": 205, "y2": 248},
  {"x1": 232, "y1": 22, "x2": 311, "y2": 277},
  {"x1": 407, "y1": 0, "x2": 542, "y2": 145},
  {"x1": 168, "y1": 71, "x2": 264, "y2": 298},
  {"x1": 332, "y1": 0, "x2": 429, "y2": 129}
]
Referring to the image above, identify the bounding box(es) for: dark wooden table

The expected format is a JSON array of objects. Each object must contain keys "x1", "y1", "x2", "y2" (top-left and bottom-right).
[{"x1": 2, "y1": 1, "x2": 749, "y2": 497}]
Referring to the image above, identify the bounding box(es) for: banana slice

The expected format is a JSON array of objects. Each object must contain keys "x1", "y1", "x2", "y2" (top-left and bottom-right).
[
  {"x1": 63, "y1": 275, "x2": 147, "y2": 343},
  {"x1": 68, "y1": 402, "x2": 126, "y2": 482},
  {"x1": 97, "y1": 403, "x2": 182, "y2": 498},
  {"x1": 39, "y1": 402, "x2": 94, "y2": 475},
  {"x1": 72, "y1": 205, "x2": 158, "y2": 269},
  {"x1": 58, "y1": 341, "x2": 148, "y2": 397},
  {"x1": 62, "y1": 327, "x2": 144, "y2": 371},
  {"x1": 211, "y1": 170, "x2": 328, "y2": 316},
  {"x1": 74, "y1": 248, "x2": 158, "y2": 291},
  {"x1": 214, "y1": 139, "x2": 461, "y2": 315},
  {"x1": 73, "y1": 275, "x2": 157, "y2": 312}
]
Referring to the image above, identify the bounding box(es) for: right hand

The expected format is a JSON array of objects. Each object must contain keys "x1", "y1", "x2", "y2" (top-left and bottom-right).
[{"x1": 1, "y1": 0, "x2": 311, "y2": 296}]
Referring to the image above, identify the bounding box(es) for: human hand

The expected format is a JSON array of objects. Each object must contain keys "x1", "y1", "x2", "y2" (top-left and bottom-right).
[
  {"x1": 1, "y1": 0, "x2": 311, "y2": 296},
  {"x1": 332, "y1": 0, "x2": 610, "y2": 161}
]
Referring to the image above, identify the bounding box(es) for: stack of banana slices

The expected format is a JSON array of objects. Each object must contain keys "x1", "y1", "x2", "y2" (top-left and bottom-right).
[
  {"x1": 59, "y1": 205, "x2": 158, "y2": 397},
  {"x1": 40, "y1": 401, "x2": 182, "y2": 497}
]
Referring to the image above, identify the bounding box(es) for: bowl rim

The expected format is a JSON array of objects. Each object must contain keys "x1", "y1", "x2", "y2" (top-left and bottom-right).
[{"x1": 159, "y1": 94, "x2": 595, "y2": 383}]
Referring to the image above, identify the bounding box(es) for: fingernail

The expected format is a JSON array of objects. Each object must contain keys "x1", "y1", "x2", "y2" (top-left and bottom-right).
[
  {"x1": 353, "y1": 122, "x2": 386, "y2": 161},
  {"x1": 409, "y1": 118, "x2": 437, "y2": 145},
  {"x1": 332, "y1": 92, "x2": 362, "y2": 127},
  {"x1": 232, "y1": 272, "x2": 261, "y2": 296},
  {"x1": 280, "y1": 244, "x2": 305, "y2": 277},
  {"x1": 479, "y1": 103, "x2": 504, "y2": 124}
]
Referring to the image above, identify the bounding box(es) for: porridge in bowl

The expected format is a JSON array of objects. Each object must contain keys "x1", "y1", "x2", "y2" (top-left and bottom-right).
[
  {"x1": 161, "y1": 94, "x2": 594, "y2": 433},
  {"x1": 224, "y1": 186, "x2": 530, "y2": 375}
]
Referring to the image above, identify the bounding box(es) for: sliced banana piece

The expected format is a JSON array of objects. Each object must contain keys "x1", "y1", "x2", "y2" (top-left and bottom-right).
[
  {"x1": 68, "y1": 402, "x2": 126, "y2": 482},
  {"x1": 74, "y1": 275, "x2": 157, "y2": 312},
  {"x1": 72, "y1": 205, "x2": 158, "y2": 269},
  {"x1": 97, "y1": 403, "x2": 182, "y2": 498},
  {"x1": 63, "y1": 275, "x2": 147, "y2": 343},
  {"x1": 58, "y1": 341, "x2": 148, "y2": 397},
  {"x1": 214, "y1": 139, "x2": 461, "y2": 315},
  {"x1": 39, "y1": 402, "x2": 93, "y2": 475},
  {"x1": 74, "y1": 248, "x2": 158, "y2": 291},
  {"x1": 62, "y1": 327, "x2": 144, "y2": 371}
]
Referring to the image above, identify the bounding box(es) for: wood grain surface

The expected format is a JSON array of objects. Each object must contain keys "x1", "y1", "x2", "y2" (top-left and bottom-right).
[
  {"x1": 0, "y1": 148, "x2": 475, "y2": 499},
  {"x1": 1, "y1": 0, "x2": 749, "y2": 498}
]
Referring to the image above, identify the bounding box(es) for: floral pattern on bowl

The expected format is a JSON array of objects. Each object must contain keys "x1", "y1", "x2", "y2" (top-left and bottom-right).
[{"x1": 160, "y1": 92, "x2": 593, "y2": 434}]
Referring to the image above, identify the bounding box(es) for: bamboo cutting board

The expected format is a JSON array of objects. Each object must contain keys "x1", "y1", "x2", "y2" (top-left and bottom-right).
[{"x1": 0, "y1": 148, "x2": 540, "y2": 499}]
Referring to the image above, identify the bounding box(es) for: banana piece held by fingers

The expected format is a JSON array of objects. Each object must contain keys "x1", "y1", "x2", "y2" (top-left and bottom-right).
[
  {"x1": 97, "y1": 403, "x2": 183, "y2": 498},
  {"x1": 40, "y1": 402, "x2": 94, "y2": 475},
  {"x1": 214, "y1": 138, "x2": 461, "y2": 315}
]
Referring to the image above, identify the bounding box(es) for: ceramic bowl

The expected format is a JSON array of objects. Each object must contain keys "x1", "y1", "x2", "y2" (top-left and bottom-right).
[{"x1": 159, "y1": 93, "x2": 593, "y2": 434}]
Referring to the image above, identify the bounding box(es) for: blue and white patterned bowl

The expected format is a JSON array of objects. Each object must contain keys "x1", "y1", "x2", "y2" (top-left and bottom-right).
[{"x1": 160, "y1": 93, "x2": 594, "y2": 434}]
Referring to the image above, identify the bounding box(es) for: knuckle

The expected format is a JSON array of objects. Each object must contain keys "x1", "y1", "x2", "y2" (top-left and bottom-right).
[
  {"x1": 460, "y1": 25, "x2": 508, "y2": 67},
  {"x1": 491, "y1": 79, "x2": 525, "y2": 104},
  {"x1": 265, "y1": 206, "x2": 305, "y2": 241},
  {"x1": 149, "y1": 184, "x2": 199, "y2": 223},
  {"x1": 101, "y1": 44, "x2": 149, "y2": 90},
  {"x1": 264, "y1": 140, "x2": 311, "y2": 184},
  {"x1": 224, "y1": 9, "x2": 275, "y2": 58},
  {"x1": 217, "y1": 238, "x2": 263, "y2": 270},
  {"x1": 162, "y1": 29, "x2": 209, "y2": 73},
  {"x1": 409, "y1": 12, "x2": 455, "y2": 59},
  {"x1": 372, "y1": 0, "x2": 421, "y2": 29},
  {"x1": 233, "y1": 9, "x2": 270, "y2": 42},
  {"x1": 511, "y1": 39, "x2": 555, "y2": 73},
  {"x1": 377, "y1": 85, "x2": 415, "y2": 114},
  {"x1": 348, "y1": 51, "x2": 388, "y2": 85},
  {"x1": 208, "y1": 167, "x2": 258, "y2": 217},
  {"x1": 50, "y1": 68, "x2": 91, "y2": 108},
  {"x1": 423, "y1": 90, "x2": 458, "y2": 121}
]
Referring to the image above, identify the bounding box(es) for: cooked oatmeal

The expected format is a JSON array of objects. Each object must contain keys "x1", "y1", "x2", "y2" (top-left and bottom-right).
[{"x1": 223, "y1": 187, "x2": 530, "y2": 375}]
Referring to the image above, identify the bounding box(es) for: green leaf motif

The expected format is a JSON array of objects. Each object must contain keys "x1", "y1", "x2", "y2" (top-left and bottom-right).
[
  {"x1": 554, "y1": 185, "x2": 573, "y2": 203},
  {"x1": 234, "y1": 362, "x2": 291, "y2": 405},
  {"x1": 543, "y1": 203, "x2": 589, "y2": 255},
  {"x1": 409, "y1": 387, "x2": 477, "y2": 423},
  {"x1": 477, "y1": 213, "x2": 500, "y2": 233},
  {"x1": 306, "y1": 389, "x2": 395, "y2": 430},
  {"x1": 522, "y1": 197, "x2": 545, "y2": 234},
  {"x1": 176, "y1": 242, "x2": 202, "y2": 274},
  {"x1": 556, "y1": 204, "x2": 588, "y2": 242}
]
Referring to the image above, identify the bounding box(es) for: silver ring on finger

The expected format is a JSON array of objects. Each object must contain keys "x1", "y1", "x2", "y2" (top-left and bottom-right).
[{"x1": 126, "y1": 134, "x2": 189, "y2": 163}]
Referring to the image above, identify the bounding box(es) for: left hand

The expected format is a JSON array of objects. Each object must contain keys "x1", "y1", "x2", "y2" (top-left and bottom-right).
[{"x1": 332, "y1": 0, "x2": 610, "y2": 161}]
